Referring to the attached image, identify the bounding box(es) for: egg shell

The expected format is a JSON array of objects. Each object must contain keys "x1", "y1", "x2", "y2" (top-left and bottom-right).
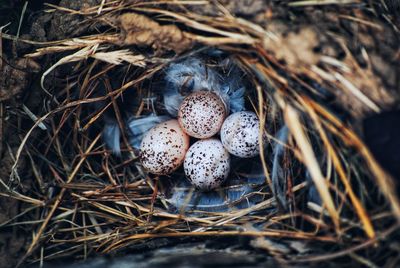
[
  {"x1": 140, "y1": 119, "x2": 190, "y2": 175},
  {"x1": 184, "y1": 138, "x2": 230, "y2": 191},
  {"x1": 220, "y1": 111, "x2": 262, "y2": 158},
  {"x1": 178, "y1": 91, "x2": 226, "y2": 139}
]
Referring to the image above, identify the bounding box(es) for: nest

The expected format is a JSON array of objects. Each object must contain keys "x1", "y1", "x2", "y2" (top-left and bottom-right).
[{"x1": 1, "y1": 0, "x2": 400, "y2": 266}]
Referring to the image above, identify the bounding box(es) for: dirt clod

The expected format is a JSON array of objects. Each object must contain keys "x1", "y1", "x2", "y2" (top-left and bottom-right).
[{"x1": 0, "y1": 58, "x2": 40, "y2": 102}]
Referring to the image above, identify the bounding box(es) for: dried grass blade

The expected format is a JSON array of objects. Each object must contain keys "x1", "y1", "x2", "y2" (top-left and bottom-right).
[
  {"x1": 303, "y1": 97, "x2": 375, "y2": 239},
  {"x1": 40, "y1": 45, "x2": 99, "y2": 91},
  {"x1": 284, "y1": 105, "x2": 340, "y2": 232},
  {"x1": 310, "y1": 101, "x2": 400, "y2": 222},
  {"x1": 194, "y1": 182, "x2": 306, "y2": 231},
  {"x1": 334, "y1": 72, "x2": 380, "y2": 113},
  {"x1": 104, "y1": 229, "x2": 336, "y2": 253},
  {"x1": 289, "y1": 0, "x2": 360, "y2": 6},
  {"x1": 133, "y1": 7, "x2": 255, "y2": 45},
  {"x1": 17, "y1": 134, "x2": 101, "y2": 267},
  {"x1": 91, "y1": 50, "x2": 146, "y2": 66},
  {"x1": 89, "y1": 201, "x2": 137, "y2": 222},
  {"x1": 256, "y1": 84, "x2": 272, "y2": 186}
]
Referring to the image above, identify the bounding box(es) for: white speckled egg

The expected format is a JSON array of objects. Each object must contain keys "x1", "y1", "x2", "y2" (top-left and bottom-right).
[
  {"x1": 184, "y1": 138, "x2": 230, "y2": 191},
  {"x1": 178, "y1": 91, "x2": 226, "y2": 139},
  {"x1": 140, "y1": 119, "x2": 190, "y2": 175},
  {"x1": 220, "y1": 111, "x2": 262, "y2": 158}
]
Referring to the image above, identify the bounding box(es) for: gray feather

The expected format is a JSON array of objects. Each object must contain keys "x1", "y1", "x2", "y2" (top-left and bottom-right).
[
  {"x1": 271, "y1": 126, "x2": 289, "y2": 210},
  {"x1": 127, "y1": 115, "x2": 170, "y2": 148},
  {"x1": 163, "y1": 57, "x2": 245, "y2": 116},
  {"x1": 102, "y1": 121, "x2": 121, "y2": 155}
]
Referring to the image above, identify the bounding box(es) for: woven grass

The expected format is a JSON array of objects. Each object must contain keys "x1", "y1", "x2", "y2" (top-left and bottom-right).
[{"x1": 1, "y1": 1, "x2": 400, "y2": 266}]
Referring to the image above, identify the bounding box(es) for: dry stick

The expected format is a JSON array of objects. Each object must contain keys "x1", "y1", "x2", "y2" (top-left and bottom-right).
[
  {"x1": 302, "y1": 97, "x2": 375, "y2": 239},
  {"x1": 283, "y1": 104, "x2": 340, "y2": 233},
  {"x1": 17, "y1": 134, "x2": 101, "y2": 267}
]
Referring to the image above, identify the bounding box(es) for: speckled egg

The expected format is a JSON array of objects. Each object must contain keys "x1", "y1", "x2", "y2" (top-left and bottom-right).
[
  {"x1": 184, "y1": 139, "x2": 230, "y2": 191},
  {"x1": 178, "y1": 91, "x2": 226, "y2": 139},
  {"x1": 140, "y1": 119, "x2": 190, "y2": 175},
  {"x1": 220, "y1": 111, "x2": 262, "y2": 158}
]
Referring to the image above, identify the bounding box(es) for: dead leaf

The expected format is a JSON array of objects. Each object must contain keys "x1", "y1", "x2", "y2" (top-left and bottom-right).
[{"x1": 118, "y1": 13, "x2": 193, "y2": 54}]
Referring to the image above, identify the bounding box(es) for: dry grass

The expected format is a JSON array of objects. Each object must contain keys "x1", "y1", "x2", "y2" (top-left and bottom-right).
[{"x1": 1, "y1": 0, "x2": 399, "y2": 266}]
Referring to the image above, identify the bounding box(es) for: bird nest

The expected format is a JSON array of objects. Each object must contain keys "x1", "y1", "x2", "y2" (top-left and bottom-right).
[{"x1": 2, "y1": 1, "x2": 400, "y2": 266}]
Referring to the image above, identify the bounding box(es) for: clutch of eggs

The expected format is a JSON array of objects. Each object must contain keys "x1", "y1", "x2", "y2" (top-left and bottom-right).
[{"x1": 139, "y1": 90, "x2": 263, "y2": 191}]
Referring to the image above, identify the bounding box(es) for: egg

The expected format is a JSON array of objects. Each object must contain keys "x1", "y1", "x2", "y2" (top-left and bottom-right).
[
  {"x1": 178, "y1": 91, "x2": 226, "y2": 139},
  {"x1": 220, "y1": 111, "x2": 262, "y2": 158},
  {"x1": 140, "y1": 119, "x2": 190, "y2": 175},
  {"x1": 184, "y1": 138, "x2": 230, "y2": 190}
]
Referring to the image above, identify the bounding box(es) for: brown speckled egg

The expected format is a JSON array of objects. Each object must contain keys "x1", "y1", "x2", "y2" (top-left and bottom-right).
[
  {"x1": 178, "y1": 91, "x2": 226, "y2": 139},
  {"x1": 220, "y1": 111, "x2": 262, "y2": 158},
  {"x1": 140, "y1": 119, "x2": 189, "y2": 175},
  {"x1": 184, "y1": 138, "x2": 230, "y2": 191}
]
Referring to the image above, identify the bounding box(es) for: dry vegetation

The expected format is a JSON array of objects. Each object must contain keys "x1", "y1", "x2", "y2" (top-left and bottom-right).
[{"x1": 0, "y1": 0, "x2": 400, "y2": 267}]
